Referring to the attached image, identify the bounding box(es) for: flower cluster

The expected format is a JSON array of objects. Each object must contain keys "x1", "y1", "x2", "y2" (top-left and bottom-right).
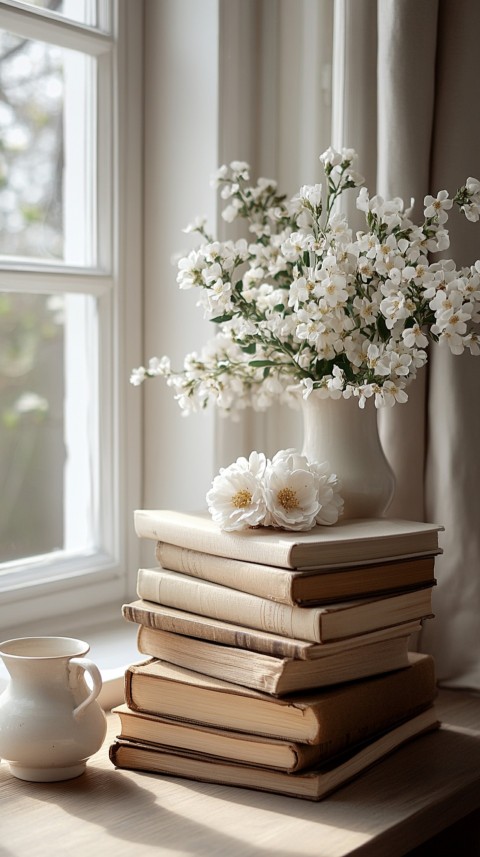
[
  {"x1": 131, "y1": 148, "x2": 480, "y2": 414},
  {"x1": 206, "y1": 449, "x2": 343, "y2": 532}
]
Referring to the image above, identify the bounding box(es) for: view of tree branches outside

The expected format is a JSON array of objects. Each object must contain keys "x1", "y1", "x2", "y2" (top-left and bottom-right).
[{"x1": 0, "y1": 17, "x2": 96, "y2": 563}]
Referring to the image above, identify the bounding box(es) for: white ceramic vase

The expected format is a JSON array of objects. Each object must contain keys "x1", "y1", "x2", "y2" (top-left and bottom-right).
[
  {"x1": 301, "y1": 392, "x2": 395, "y2": 519},
  {"x1": 0, "y1": 636, "x2": 107, "y2": 782}
]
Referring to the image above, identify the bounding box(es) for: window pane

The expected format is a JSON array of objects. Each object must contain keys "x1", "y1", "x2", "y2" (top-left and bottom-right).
[
  {"x1": 0, "y1": 31, "x2": 96, "y2": 265},
  {"x1": 10, "y1": 0, "x2": 102, "y2": 30},
  {"x1": 0, "y1": 291, "x2": 98, "y2": 563}
]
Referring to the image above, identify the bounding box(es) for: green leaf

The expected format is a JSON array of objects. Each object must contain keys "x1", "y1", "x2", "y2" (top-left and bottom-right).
[
  {"x1": 376, "y1": 315, "x2": 390, "y2": 342},
  {"x1": 249, "y1": 359, "x2": 277, "y2": 368},
  {"x1": 210, "y1": 313, "x2": 233, "y2": 324},
  {"x1": 240, "y1": 343, "x2": 257, "y2": 354}
]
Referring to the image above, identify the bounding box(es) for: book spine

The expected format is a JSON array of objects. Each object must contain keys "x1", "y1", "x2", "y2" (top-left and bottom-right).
[
  {"x1": 124, "y1": 664, "x2": 141, "y2": 710},
  {"x1": 122, "y1": 602, "x2": 312, "y2": 659},
  {"x1": 155, "y1": 542, "x2": 295, "y2": 604},
  {"x1": 137, "y1": 567, "x2": 324, "y2": 643}
]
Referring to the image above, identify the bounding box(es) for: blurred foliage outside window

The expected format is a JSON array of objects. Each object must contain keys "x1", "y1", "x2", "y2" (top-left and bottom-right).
[{"x1": 0, "y1": 4, "x2": 94, "y2": 563}]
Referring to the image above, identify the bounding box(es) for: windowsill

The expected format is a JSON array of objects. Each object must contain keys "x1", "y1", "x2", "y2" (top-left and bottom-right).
[{"x1": 0, "y1": 602, "x2": 141, "y2": 710}]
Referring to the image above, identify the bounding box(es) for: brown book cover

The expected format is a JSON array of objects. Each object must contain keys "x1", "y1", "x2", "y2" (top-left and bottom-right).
[
  {"x1": 124, "y1": 652, "x2": 436, "y2": 742},
  {"x1": 109, "y1": 708, "x2": 440, "y2": 801}
]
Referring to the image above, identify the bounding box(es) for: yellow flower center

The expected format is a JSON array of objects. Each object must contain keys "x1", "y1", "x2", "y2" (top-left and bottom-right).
[
  {"x1": 277, "y1": 487, "x2": 299, "y2": 511},
  {"x1": 231, "y1": 489, "x2": 252, "y2": 509}
]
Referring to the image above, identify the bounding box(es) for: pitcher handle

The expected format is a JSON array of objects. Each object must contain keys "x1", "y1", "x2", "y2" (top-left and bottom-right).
[{"x1": 69, "y1": 657, "x2": 103, "y2": 719}]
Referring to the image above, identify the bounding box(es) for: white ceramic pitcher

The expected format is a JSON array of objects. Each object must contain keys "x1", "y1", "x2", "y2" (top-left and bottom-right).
[{"x1": 0, "y1": 636, "x2": 107, "y2": 781}]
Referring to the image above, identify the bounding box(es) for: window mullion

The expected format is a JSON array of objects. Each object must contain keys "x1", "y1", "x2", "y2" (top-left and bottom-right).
[
  {"x1": 0, "y1": 1, "x2": 112, "y2": 54},
  {"x1": 0, "y1": 269, "x2": 114, "y2": 297}
]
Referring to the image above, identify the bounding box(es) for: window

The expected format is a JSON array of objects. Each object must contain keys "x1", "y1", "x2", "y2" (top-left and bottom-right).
[{"x1": 0, "y1": 0, "x2": 142, "y2": 630}]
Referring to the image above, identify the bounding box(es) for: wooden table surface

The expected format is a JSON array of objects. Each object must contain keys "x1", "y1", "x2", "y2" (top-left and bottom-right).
[{"x1": 1, "y1": 688, "x2": 480, "y2": 857}]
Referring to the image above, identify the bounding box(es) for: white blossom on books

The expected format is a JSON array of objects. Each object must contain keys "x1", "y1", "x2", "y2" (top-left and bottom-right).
[
  {"x1": 206, "y1": 449, "x2": 344, "y2": 532},
  {"x1": 131, "y1": 148, "x2": 480, "y2": 414}
]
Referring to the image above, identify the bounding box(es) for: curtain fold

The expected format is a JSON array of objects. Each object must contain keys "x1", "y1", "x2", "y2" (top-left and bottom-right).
[
  {"x1": 375, "y1": 0, "x2": 439, "y2": 521},
  {"x1": 372, "y1": 0, "x2": 480, "y2": 688},
  {"x1": 215, "y1": 0, "x2": 480, "y2": 689},
  {"x1": 420, "y1": 0, "x2": 480, "y2": 689}
]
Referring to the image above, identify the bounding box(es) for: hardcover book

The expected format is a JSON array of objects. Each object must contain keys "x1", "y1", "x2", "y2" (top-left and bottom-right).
[
  {"x1": 155, "y1": 540, "x2": 437, "y2": 605},
  {"x1": 134, "y1": 624, "x2": 417, "y2": 695},
  {"x1": 109, "y1": 707, "x2": 440, "y2": 801},
  {"x1": 134, "y1": 509, "x2": 442, "y2": 569},
  {"x1": 123, "y1": 599, "x2": 422, "y2": 660},
  {"x1": 124, "y1": 652, "x2": 435, "y2": 739},
  {"x1": 115, "y1": 653, "x2": 436, "y2": 770},
  {"x1": 136, "y1": 566, "x2": 434, "y2": 643}
]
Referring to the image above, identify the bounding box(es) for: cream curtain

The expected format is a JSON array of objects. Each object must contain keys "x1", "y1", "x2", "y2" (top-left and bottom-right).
[
  {"x1": 369, "y1": 0, "x2": 480, "y2": 689},
  {"x1": 214, "y1": 0, "x2": 480, "y2": 688}
]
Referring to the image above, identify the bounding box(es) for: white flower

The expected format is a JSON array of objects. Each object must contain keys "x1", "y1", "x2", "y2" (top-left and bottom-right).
[
  {"x1": 130, "y1": 366, "x2": 147, "y2": 386},
  {"x1": 309, "y1": 460, "x2": 344, "y2": 525},
  {"x1": 207, "y1": 448, "x2": 343, "y2": 531},
  {"x1": 222, "y1": 198, "x2": 243, "y2": 223},
  {"x1": 466, "y1": 177, "x2": 480, "y2": 198},
  {"x1": 206, "y1": 452, "x2": 267, "y2": 531},
  {"x1": 263, "y1": 450, "x2": 321, "y2": 531},
  {"x1": 183, "y1": 215, "x2": 208, "y2": 235},
  {"x1": 462, "y1": 201, "x2": 480, "y2": 222},
  {"x1": 148, "y1": 356, "x2": 171, "y2": 376},
  {"x1": 320, "y1": 147, "x2": 342, "y2": 168},
  {"x1": 230, "y1": 160, "x2": 250, "y2": 180},
  {"x1": 301, "y1": 377, "x2": 315, "y2": 399},
  {"x1": 375, "y1": 380, "x2": 408, "y2": 407},
  {"x1": 424, "y1": 190, "x2": 453, "y2": 224},
  {"x1": 345, "y1": 169, "x2": 364, "y2": 187},
  {"x1": 132, "y1": 150, "x2": 480, "y2": 414},
  {"x1": 299, "y1": 183, "x2": 323, "y2": 209}
]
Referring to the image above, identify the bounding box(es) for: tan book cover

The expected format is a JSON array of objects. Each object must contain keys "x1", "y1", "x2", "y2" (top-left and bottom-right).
[
  {"x1": 123, "y1": 599, "x2": 422, "y2": 660},
  {"x1": 155, "y1": 541, "x2": 437, "y2": 605},
  {"x1": 134, "y1": 509, "x2": 442, "y2": 568},
  {"x1": 109, "y1": 708, "x2": 440, "y2": 801},
  {"x1": 136, "y1": 566, "x2": 434, "y2": 643},
  {"x1": 124, "y1": 651, "x2": 436, "y2": 739},
  {"x1": 135, "y1": 625, "x2": 415, "y2": 695},
  {"x1": 114, "y1": 654, "x2": 436, "y2": 771}
]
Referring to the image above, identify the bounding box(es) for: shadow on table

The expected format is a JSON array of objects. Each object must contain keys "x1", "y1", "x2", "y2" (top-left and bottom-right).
[
  {"x1": 9, "y1": 727, "x2": 480, "y2": 857},
  {"x1": 16, "y1": 766, "x2": 318, "y2": 857}
]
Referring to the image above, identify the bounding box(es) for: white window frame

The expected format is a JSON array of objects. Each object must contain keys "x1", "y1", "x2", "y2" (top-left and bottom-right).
[{"x1": 0, "y1": 0, "x2": 142, "y2": 631}]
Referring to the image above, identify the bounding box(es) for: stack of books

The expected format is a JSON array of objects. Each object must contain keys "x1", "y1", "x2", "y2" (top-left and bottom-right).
[{"x1": 109, "y1": 510, "x2": 442, "y2": 800}]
